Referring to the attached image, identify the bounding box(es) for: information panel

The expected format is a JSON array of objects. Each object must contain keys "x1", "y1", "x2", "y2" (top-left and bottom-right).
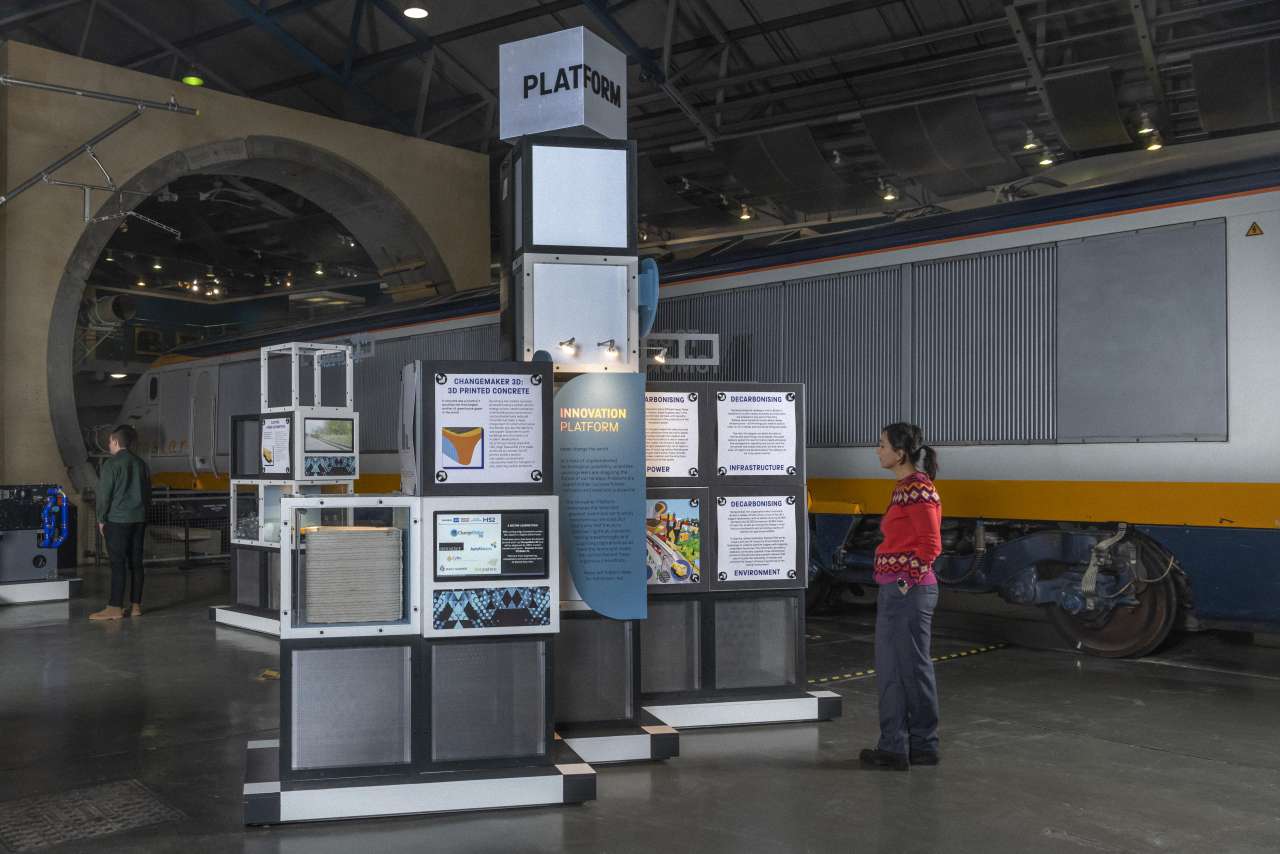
[
  {"x1": 261, "y1": 415, "x2": 292, "y2": 476},
  {"x1": 433, "y1": 370, "x2": 545, "y2": 486},
  {"x1": 716, "y1": 390, "x2": 798, "y2": 478},
  {"x1": 433, "y1": 510, "x2": 549, "y2": 580},
  {"x1": 645, "y1": 390, "x2": 700, "y2": 479},
  {"x1": 646, "y1": 494, "x2": 704, "y2": 589},
  {"x1": 715, "y1": 493, "x2": 802, "y2": 587}
]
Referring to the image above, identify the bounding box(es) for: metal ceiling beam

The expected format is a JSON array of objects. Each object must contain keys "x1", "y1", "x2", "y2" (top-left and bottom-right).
[
  {"x1": 1128, "y1": 0, "x2": 1168, "y2": 129},
  {"x1": 221, "y1": 0, "x2": 409, "y2": 132},
  {"x1": 341, "y1": 0, "x2": 367, "y2": 82},
  {"x1": 412, "y1": 50, "x2": 437, "y2": 138},
  {"x1": 632, "y1": 17, "x2": 1012, "y2": 106},
  {"x1": 76, "y1": 0, "x2": 97, "y2": 57},
  {"x1": 97, "y1": 0, "x2": 246, "y2": 95},
  {"x1": 579, "y1": 0, "x2": 717, "y2": 144},
  {"x1": 119, "y1": 0, "x2": 334, "y2": 70},
  {"x1": 1003, "y1": 0, "x2": 1067, "y2": 151},
  {"x1": 368, "y1": 0, "x2": 496, "y2": 105},
  {"x1": 0, "y1": 0, "x2": 83, "y2": 33}
]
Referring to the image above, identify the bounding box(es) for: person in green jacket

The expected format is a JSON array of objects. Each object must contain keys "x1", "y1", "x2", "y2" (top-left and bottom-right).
[{"x1": 89, "y1": 424, "x2": 152, "y2": 621}]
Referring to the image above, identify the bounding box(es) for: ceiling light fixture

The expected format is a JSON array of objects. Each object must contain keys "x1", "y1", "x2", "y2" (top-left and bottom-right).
[
  {"x1": 403, "y1": 5, "x2": 429, "y2": 18},
  {"x1": 1023, "y1": 129, "x2": 1039, "y2": 150},
  {"x1": 135, "y1": 279, "x2": 146, "y2": 288},
  {"x1": 110, "y1": 372, "x2": 128, "y2": 379},
  {"x1": 180, "y1": 67, "x2": 205, "y2": 87},
  {"x1": 1137, "y1": 109, "x2": 1156, "y2": 135},
  {"x1": 1145, "y1": 131, "x2": 1164, "y2": 151},
  {"x1": 832, "y1": 149, "x2": 843, "y2": 166},
  {"x1": 1039, "y1": 151, "x2": 1055, "y2": 167},
  {"x1": 879, "y1": 178, "x2": 898, "y2": 201},
  {"x1": 105, "y1": 250, "x2": 114, "y2": 262},
  {"x1": 152, "y1": 259, "x2": 162, "y2": 270},
  {"x1": 314, "y1": 262, "x2": 325, "y2": 277},
  {"x1": 738, "y1": 204, "x2": 752, "y2": 221}
]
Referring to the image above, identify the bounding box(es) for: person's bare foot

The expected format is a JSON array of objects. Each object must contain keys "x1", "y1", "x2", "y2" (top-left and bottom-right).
[
  {"x1": 130, "y1": 604, "x2": 142, "y2": 617},
  {"x1": 89, "y1": 606, "x2": 124, "y2": 621}
]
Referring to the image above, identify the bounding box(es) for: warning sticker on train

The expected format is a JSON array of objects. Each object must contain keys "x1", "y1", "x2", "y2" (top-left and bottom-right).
[{"x1": 1246, "y1": 222, "x2": 1264, "y2": 236}]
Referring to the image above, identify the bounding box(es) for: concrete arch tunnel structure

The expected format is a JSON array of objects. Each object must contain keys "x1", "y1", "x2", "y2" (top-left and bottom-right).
[{"x1": 0, "y1": 42, "x2": 489, "y2": 499}]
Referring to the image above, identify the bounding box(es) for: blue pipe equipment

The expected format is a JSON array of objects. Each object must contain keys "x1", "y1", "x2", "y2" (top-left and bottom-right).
[
  {"x1": 638, "y1": 257, "x2": 660, "y2": 337},
  {"x1": 39, "y1": 487, "x2": 68, "y2": 550}
]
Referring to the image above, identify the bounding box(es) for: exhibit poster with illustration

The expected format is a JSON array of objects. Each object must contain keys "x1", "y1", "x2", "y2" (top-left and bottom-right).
[
  {"x1": 644, "y1": 390, "x2": 699, "y2": 478},
  {"x1": 716, "y1": 495, "x2": 798, "y2": 582},
  {"x1": 646, "y1": 497, "x2": 701, "y2": 585},
  {"x1": 715, "y1": 390, "x2": 797, "y2": 477},
  {"x1": 433, "y1": 371, "x2": 544, "y2": 484},
  {"x1": 260, "y1": 416, "x2": 291, "y2": 475}
]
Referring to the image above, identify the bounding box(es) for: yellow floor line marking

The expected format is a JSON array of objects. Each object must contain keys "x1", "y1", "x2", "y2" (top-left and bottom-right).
[{"x1": 806, "y1": 643, "x2": 1008, "y2": 685}]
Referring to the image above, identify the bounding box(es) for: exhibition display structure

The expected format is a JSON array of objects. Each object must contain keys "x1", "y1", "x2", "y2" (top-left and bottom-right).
[
  {"x1": 639, "y1": 383, "x2": 842, "y2": 729},
  {"x1": 243, "y1": 358, "x2": 595, "y2": 824},
  {"x1": 0, "y1": 484, "x2": 77, "y2": 605},
  {"x1": 213, "y1": 343, "x2": 360, "y2": 636}
]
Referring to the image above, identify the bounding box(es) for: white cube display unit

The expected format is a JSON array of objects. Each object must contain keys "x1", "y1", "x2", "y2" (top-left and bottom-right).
[
  {"x1": 423, "y1": 495, "x2": 560, "y2": 638},
  {"x1": 498, "y1": 26, "x2": 627, "y2": 142},
  {"x1": 514, "y1": 253, "x2": 639, "y2": 374},
  {"x1": 279, "y1": 495, "x2": 423, "y2": 640}
]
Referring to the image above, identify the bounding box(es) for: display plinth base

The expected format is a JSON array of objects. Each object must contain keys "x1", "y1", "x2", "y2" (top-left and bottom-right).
[
  {"x1": 0, "y1": 578, "x2": 78, "y2": 605},
  {"x1": 210, "y1": 605, "x2": 280, "y2": 636},
  {"x1": 556, "y1": 712, "x2": 678, "y2": 764},
  {"x1": 643, "y1": 689, "x2": 842, "y2": 730},
  {"x1": 242, "y1": 739, "x2": 596, "y2": 825}
]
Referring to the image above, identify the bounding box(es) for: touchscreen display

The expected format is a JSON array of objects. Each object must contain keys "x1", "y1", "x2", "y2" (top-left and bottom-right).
[
  {"x1": 304, "y1": 418, "x2": 354, "y2": 453},
  {"x1": 434, "y1": 511, "x2": 548, "y2": 579}
]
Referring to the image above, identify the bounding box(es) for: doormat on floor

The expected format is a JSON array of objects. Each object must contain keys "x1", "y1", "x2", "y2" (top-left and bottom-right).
[{"x1": 0, "y1": 779, "x2": 184, "y2": 852}]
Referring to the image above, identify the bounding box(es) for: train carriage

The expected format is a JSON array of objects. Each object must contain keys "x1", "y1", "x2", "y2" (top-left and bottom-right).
[{"x1": 111, "y1": 157, "x2": 1280, "y2": 657}]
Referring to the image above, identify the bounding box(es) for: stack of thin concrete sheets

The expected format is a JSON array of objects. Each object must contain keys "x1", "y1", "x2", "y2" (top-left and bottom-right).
[{"x1": 303, "y1": 527, "x2": 403, "y2": 624}]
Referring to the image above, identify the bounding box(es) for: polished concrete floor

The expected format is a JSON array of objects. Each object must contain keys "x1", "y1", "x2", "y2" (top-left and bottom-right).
[{"x1": 2, "y1": 568, "x2": 1279, "y2": 853}]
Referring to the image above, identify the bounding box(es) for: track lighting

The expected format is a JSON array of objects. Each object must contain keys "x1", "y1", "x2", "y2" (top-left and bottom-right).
[
  {"x1": 1137, "y1": 110, "x2": 1155, "y2": 135},
  {"x1": 1023, "y1": 129, "x2": 1040, "y2": 150},
  {"x1": 879, "y1": 179, "x2": 898, "y2": 201},
  {"x1": 1145, "y1": 131, "x2": 1163, "y2": 151},
  {"x1": 739, "y1": 204, "x2": 752, "y2": 221}
]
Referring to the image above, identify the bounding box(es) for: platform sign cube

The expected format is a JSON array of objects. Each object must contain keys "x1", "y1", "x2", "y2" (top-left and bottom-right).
[{"x1": 500, "y1": 26, "x2": 627, "y2": 142}]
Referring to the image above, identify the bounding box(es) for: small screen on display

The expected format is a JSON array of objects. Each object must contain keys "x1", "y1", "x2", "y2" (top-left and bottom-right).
[
  {"x1": 304, "y1": 418, "x2": 354, "y2": 453},
  {"x1": 434, "y1": 511, "x2": 548, "y2": 580}
]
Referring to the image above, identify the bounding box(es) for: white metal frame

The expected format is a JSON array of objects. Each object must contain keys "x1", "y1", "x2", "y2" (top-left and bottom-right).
[
  {"x1": 230, "y1": 479, "x2": 354, "y2": 549},
  {"x1": 279, "y1": 495, "x2": 423, "y2": 639},
  {"x1": 260, "y1": 342, "x2": 354, "y2": 415},
  {"x1": 422, "y1": 495, "x2": 560, "y2": 638}
]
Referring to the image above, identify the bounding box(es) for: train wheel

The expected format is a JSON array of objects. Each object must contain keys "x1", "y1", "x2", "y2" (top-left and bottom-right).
[{"x1": 1049, "y1": 544, "x2": 1179, "y2": 658}]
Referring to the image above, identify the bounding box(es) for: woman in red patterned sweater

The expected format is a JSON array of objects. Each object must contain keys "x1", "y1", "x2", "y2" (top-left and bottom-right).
[{"x1": 860, "y1": 422, "x2": 942, "y2": 771}]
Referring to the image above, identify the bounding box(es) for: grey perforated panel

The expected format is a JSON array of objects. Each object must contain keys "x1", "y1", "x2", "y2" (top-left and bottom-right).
[
  {"x1": 234, "y1": 548, "x2": 261, "y2": 608},
  {"x1": 714, "y1": 596, "x2": 798, "y2": 690},
  {"x1": 300, "y1": 528, "x2": 403, "y2": 625},
  {"x1": 217, "y1": 359, "x2": 259, "y2": 455},
  {"x1": 555, "y1": 618, "x2": 634, "y2": 723},
  {"x1": 290, "y1": 645, "x2": 412, "y2": 770},
  {"x1": 640, "y1": 599, "x2": 701, "y2": 694},
  {"x1": 431, "y1": 639, "x2": 547, "y2": 762}
]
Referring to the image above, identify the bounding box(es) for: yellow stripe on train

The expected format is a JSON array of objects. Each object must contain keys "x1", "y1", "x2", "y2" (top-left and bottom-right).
[{"x1": 807, "y1": 478, "x2": 1280, "y2": 529}]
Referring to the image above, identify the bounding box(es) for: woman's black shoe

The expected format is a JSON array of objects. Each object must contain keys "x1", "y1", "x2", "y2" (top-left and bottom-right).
[
  {"x1": 859, "y1": 749, "x2": 909, "y2": 770},
  {"x1": 910, "y1": 751, "x2": 940, "y2": 766}
]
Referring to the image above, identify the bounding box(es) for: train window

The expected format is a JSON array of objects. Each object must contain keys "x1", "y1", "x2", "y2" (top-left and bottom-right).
[{"x1": 149, "y1": 377, "x2": 158, "y2": 401}]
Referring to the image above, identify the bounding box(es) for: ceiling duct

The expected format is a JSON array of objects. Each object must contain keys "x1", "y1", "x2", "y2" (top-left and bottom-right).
[
  {"x1": 861, "y1": 95, "x2": 1021, "y2": 196},
  {"x1": 1192, "y1": 39, "x2": 1280, "y2": 133},
  {"x1": 1043, "y1": 68, "x2": 1133, "y2": 151}
]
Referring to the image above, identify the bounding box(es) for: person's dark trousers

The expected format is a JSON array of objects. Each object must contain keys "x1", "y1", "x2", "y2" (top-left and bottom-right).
[
  {"x1": 105, "y1": 522, "x2": 146, "y2": 608},
  {"x1": 874, "y1": 582, "x2": 940, "y2": 755}
]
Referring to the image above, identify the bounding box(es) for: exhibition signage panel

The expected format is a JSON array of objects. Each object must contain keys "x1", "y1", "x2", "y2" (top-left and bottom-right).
[
  {"x1": 260, "y1": 415, "x2": 293, "y2": 477},
  {"x1": 644, "y1": 388, "x2": 703, "y2": 481},
  {"x1": 714, "y1": 387, "x2": 802, "y2": 480},
  {"x1": 556, "y1": 373, "x2": 647, "y2": 619},
  {"x1": 499, "y1": 26, "x2": 627, "y2": 142},
  {"x1": 646, "y1": 488, "x2": 711, "y2": 594},
  {"x1": 417, "y1": 361, "x2": 554, "y2": 496},
  {"x1": 713, "y1": 491, "x2": 805, "y2": 590}
]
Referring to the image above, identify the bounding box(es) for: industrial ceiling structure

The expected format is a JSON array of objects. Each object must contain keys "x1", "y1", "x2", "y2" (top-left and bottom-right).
[{"x1": 6, "y1": 0, "x2": 1280, "y2": 258}]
